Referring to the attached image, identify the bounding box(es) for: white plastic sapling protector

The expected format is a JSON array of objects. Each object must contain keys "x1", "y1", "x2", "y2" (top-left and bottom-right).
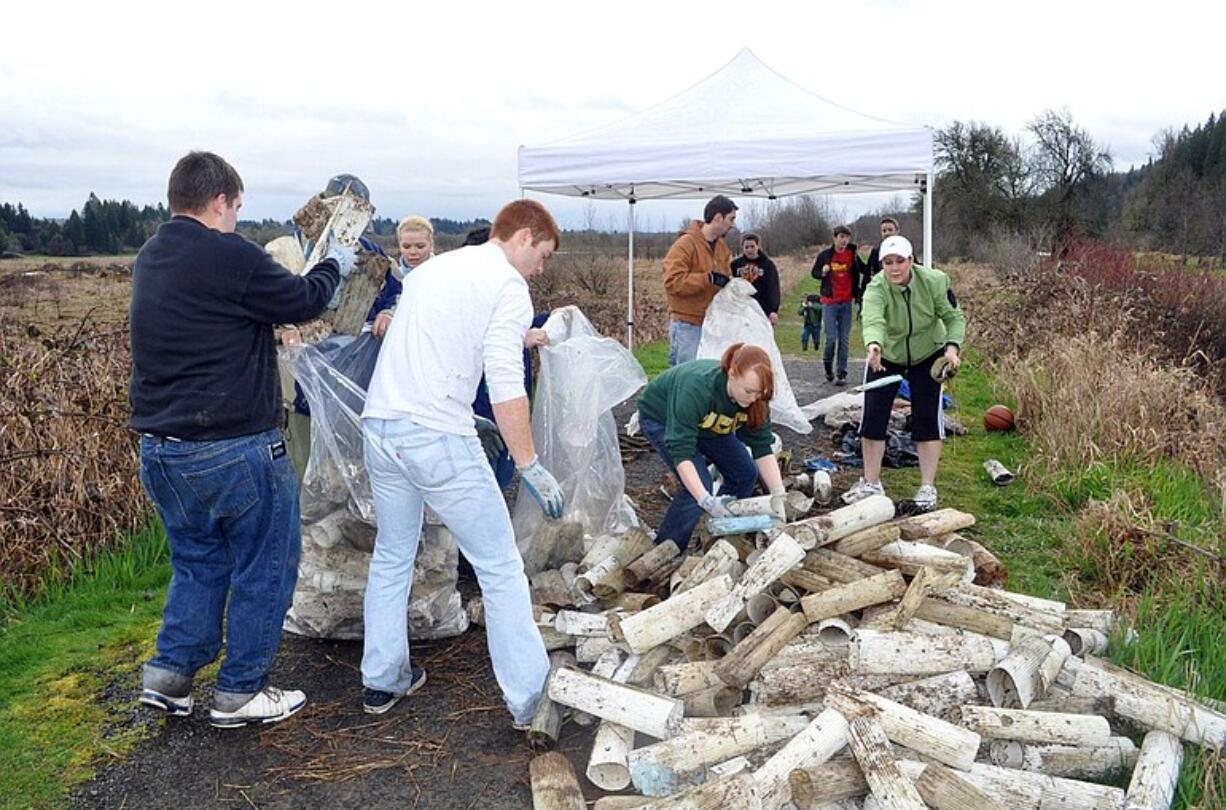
[
  {"x1": 281, "y1": 344, "x2": 467, "y2": 641},
  {"x1": 513, "y1": 306, "x2": 647, "y2": 570},
  {"x1": 697, "y1": 278, "x2": 812, "y2": 434}
]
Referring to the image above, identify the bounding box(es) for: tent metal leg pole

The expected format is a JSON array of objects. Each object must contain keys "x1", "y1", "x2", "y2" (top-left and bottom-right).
[
  {"x1": 627, "y1": 201, "x2": 636, "y2": 350},
  {"x1": 924, "y1": 171, "x2": 934, "y2": 265}
]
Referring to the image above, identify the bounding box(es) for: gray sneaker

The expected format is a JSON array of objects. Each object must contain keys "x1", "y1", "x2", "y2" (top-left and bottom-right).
[
  {"x1": 139, "y1": 688, "x2": 193, "y2": 717},
  {"x1": 209, "y1": 686, "x2": 306, "y2": 728},
  {"x1": 841, "y1": 478, "x2": 885, "y2": 504},
  {"x1": 914, "y1": 484, "x2": 938, "y2": 511}
]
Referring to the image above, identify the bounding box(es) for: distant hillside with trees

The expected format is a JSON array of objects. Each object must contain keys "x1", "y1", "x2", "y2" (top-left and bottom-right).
[
  {"x1": 930, "y1": 107, "x2": 1225, "y2": 262},
  {"x1": 0, "y1": 198, "x2": 494, "y2": 258},
  {"x1": 1, "y1": 195, "x2": 168, "y2": 256}
]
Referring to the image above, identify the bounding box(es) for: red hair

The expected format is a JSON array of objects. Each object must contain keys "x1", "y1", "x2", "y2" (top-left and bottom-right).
[
  {"x1": 721, "y1": 342, "x2": 774, "y2": 429},
  {"x1": 490, "y1": 199, "x2": 562, "y2": 247}
]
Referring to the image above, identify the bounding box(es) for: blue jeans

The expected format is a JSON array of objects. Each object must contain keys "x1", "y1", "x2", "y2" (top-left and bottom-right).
[
  {"x1": 639, "y1": 415, "x2": 758, "y2": 549},
  {"x1": 139, "y1": 429, "x2": 300, "y2": 700},
  {"x1": 361, "y1": 417, "x2": 548, "y2": 723},
  {"x1": 801, "y1": 323, "x2": 820, "y2": 350},
  {"x1": 822, "y1": 301, "x2": 853, "y2": 377},
  {"x1": 668, "y1": 320, "x2": 702, "y2": 367}
]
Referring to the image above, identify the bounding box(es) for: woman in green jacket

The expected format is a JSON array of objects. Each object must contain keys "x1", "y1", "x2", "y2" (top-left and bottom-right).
[
  {"x1": 637, "y1": 343, "x2": 786, "y2": 549},
  {"x1": 843, "y1": 236, "x2": 966, "y2": 511}
]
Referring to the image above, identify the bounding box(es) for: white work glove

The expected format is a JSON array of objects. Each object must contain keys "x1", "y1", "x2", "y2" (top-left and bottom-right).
[
  {"x1": 768, "y1": 485, "x2": 787, "y2": 522},
  {"x1": 699, "y1": 493, "x2": 736, "y2": 518},
  {"x1": 518, "y1": 456, "x2": 565, "y2": 519},
  {"x1": 323, "y1": 235, "x2": 358, "y2": 278}
]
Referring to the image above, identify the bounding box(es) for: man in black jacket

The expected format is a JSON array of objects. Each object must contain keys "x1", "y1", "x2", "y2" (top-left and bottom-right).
[
  {"x1": 730, "y1": 233, "x2": 781, "y2": 324},
  {"x1": 131, "y1": 151, "x2": 350, "y2": 728}
]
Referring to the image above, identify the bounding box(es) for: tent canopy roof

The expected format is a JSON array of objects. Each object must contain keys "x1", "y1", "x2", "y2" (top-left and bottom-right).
[{"x1": 518, "y1": 49, "x2": 933, "y2": 201}]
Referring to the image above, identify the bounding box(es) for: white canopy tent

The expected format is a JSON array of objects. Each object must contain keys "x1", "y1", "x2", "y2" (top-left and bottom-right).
[{"x1": 518, "y1": 49, "x2": 935, "y2": 347}]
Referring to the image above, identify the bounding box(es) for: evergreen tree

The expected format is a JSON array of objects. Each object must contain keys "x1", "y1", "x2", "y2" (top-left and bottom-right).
[{"x1": 63, "y1": 210, "x2": 86, "y2": 250}]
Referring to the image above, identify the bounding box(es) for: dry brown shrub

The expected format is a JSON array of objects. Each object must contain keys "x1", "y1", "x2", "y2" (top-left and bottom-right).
[
  {"x1": 1070, "y1": 489, "x2": 1176, "y2": 596},
  {"x1": 998, "y1": 330, "x2": 1226, "y2": 478},
  {"x1": 0, "y1": 320, "x2": 144, "y2": 598}
]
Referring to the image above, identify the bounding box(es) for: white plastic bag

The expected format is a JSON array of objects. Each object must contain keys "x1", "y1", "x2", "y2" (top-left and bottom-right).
[
  {"x1": 281, "y1": 344, "x2": 467, "y2": 641},
  {"x1": 698, "y1": 279, "x2": 812, "y2": 434},
  {"x1": 513, "y1": 307, "x2": 647, "y2": 570}
]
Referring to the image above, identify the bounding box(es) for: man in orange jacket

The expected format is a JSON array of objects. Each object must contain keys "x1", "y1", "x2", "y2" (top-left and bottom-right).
[{"x1": 662, "y1": 195, "x2": 738, "y2": 366}]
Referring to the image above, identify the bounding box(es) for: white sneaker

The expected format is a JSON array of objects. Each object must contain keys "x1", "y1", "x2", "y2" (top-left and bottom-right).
[
  {"x1": 914, "y1": 485, "x2": 938, "y2": 511},
  {"x1": 841, "y1": 478, "x2": 885, "y2": 504},
  {"x1": 209, "y1": 686, "x2": 307, "y2": 728}
]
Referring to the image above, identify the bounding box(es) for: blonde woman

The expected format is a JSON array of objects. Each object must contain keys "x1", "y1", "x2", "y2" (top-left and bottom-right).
[{"x1": 369, "y1": 215, "x2": 434, "y2": 338}]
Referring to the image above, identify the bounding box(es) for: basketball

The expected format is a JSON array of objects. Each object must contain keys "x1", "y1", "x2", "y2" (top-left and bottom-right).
[{"x1": 984, "y1": 404, "x2": 1016, "y2": 432}]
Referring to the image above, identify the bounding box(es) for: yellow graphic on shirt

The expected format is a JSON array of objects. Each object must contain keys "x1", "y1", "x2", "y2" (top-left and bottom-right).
[
  {"x1": 699, "y1": 411, "x2": 748, "y2": 434},
  {"x1": 831, "y1": 261, "x2": 850, "y2": 274}
]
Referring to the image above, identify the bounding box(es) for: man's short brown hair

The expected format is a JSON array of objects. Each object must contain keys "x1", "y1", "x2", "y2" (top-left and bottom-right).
[
  {"x1": 880, "y1": 216, "x2": 899, "y2": 228},
  {"x1": 490, "y1": 200, "x2": 561, "y2": 247},
  {"x1": 703, "y1": 195, "x2": 738, "y2": 223},
  {"x1": 167, "y1": 151, "x2": 243, "y2": 214}
]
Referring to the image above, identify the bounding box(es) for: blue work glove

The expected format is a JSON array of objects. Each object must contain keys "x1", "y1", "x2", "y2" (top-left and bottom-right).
[
  {"x1": 519, "y1": 456, "x2": 565, "y2": 519},
  {"x1": 709, "y1": 272, "x2": 730, "y2": 288},
  {"x1": 323, "y1": 234, "x2": 358, "y2": 278},
  {"x1": 474, "y1": 416, "x2": 506, "y2": 464},
  {"x1": 699, "y1": 492, "x2": 736, "y2": 518}
]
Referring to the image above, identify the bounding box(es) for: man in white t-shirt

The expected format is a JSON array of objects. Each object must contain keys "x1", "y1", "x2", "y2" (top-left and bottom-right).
[{"x1": 359, "y1": 200, "x2": 565, "y2": 728}]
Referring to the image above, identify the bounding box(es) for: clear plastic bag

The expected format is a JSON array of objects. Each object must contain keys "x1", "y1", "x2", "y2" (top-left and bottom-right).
[
  {"x1": 698, "y1": 278, "x2": 812, "y2": 434},
  {"x1": 512, "y1": 306, "x2": 647, "y2": 571},
  {"x1": 281, "y1": 343, "x2": 467, "y2": 641},
  {"x1": 330, "y1": 331, "x2": 382, "y2": 391}
]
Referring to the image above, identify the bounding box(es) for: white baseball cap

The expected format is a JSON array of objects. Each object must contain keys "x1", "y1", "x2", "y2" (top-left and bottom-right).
[{"x1": 879, "y1": 235, "x2": 913, "y2": 260}]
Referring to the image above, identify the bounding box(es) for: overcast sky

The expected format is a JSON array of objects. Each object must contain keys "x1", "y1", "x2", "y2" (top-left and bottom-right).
[{"x1": 2, "y1": 0, "x2": 1222, "y2": 230}]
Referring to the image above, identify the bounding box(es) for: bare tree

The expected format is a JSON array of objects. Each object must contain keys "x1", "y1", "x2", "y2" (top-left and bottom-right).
[
  {"x1": 754, "y1": 195, "x2": 833, "y2": 256},
  {"x1": 1027, "y1": 109, "x2": 1113, "y2": 242},
  {"x1": 934, "y1": 120, "x2": 1031, "y2": 255}
]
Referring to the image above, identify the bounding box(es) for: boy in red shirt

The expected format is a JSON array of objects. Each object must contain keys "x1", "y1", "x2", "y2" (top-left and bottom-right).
[{"x1": 810, "y1": 225, "x2": 865, "y2": 384}]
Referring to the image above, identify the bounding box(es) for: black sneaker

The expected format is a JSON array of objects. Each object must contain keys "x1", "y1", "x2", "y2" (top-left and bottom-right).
[
  {"x1": 825, "y1": 372, "x2": 835, "y2": 383},
  {"x1": 835, "y1": 375, "x2": 847, "y2": 387},
  {"x1": 363, "y1": 665, "x2": 427, "y2": 714}
]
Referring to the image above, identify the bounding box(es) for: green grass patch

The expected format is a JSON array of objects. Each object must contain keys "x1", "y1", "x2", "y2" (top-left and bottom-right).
[
  {"x1": 0, "y1": 521, "x2": 171, "y2": 809},
  {"x1": 774, "y1": 275, "x2": 868, "y2": 357},
  {"x1": 866, "y1": 348, "x2": 1073, "y2": 598},
  {"x1": 633, "y1": 339, "x2": 670, "y2": 380}
]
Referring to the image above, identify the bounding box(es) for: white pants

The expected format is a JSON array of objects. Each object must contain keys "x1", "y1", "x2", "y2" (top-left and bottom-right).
[{"x1": 360, "y1": 417, "x2": 548, "y2": 723}]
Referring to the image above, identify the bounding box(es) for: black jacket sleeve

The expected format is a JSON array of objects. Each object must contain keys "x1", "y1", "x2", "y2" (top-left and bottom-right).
[
  {"x1": 810, "y1": 247, "x2": 834, "y2": 281},
  {"x1": 863, "y1": 247, "x2": 881, "y2": 298},
  {"x1": 238, "y1": 248, "x2": 341, "y2": 324},
  {"x1": 760, "y1": 257, "x2": 781, "y2": 315},
  {"x1": 850, "y1": 244, "x2": 863, "y2": 302}
]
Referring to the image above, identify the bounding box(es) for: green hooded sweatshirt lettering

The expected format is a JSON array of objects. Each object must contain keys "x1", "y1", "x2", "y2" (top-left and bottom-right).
[{"x1": 637, "y1": 359, "x2": 774, "y2": 462}]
